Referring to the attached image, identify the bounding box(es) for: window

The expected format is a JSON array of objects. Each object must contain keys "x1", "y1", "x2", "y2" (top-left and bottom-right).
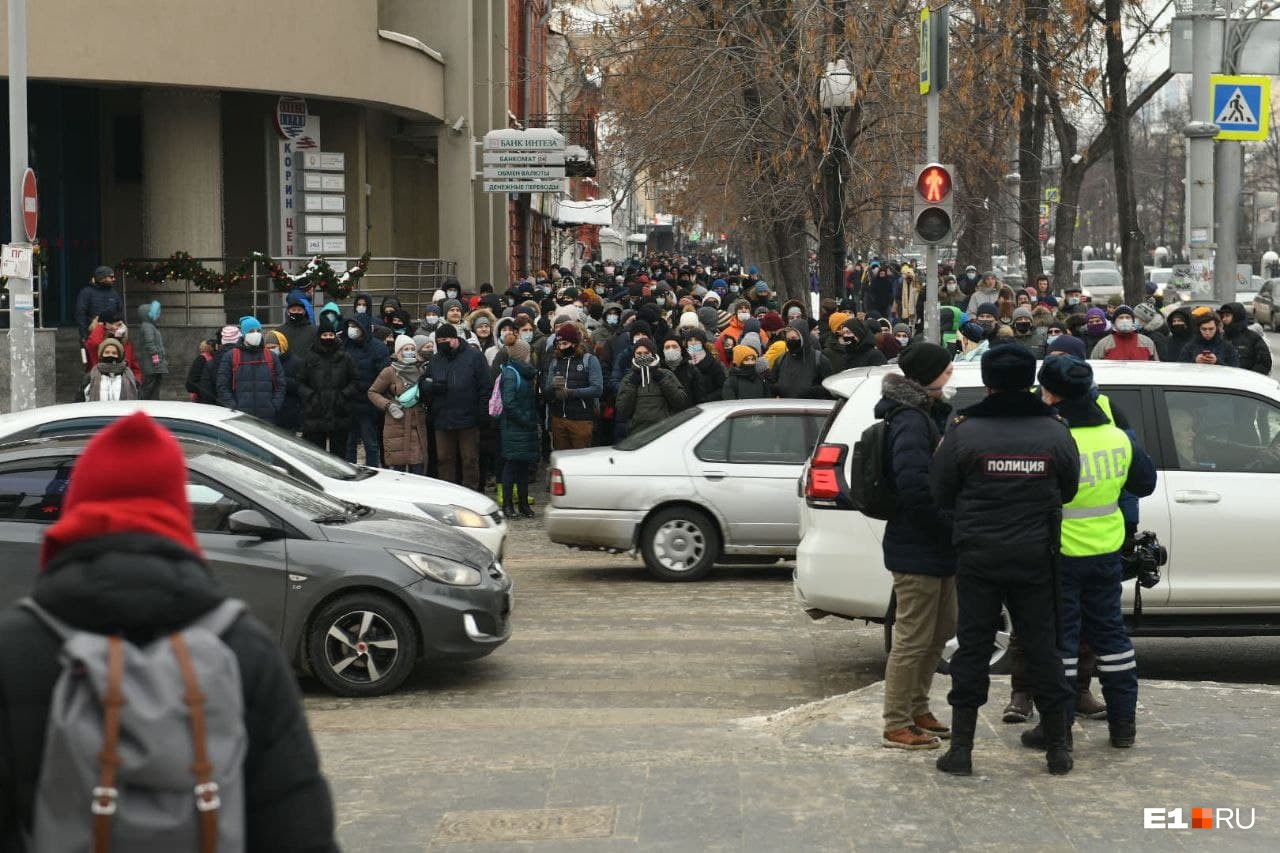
[
  {"x1": 615, "y1": 407, "x2": 703, "y2": 451},
  {"x1": 695, "y1": 413, "x2": 816, "y2": 465},
  {"x1": 1163, "y1": 390, "x2": 1280, "y2": 474},
  {"x1": 186, "y1": 476, "x2": 250, "y2": 533},
  {"x1": 0, "y1": 463, "x2": 74, "y2": 522}
]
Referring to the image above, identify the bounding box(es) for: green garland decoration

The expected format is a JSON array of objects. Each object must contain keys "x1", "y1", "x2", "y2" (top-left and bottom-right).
[{"x1": 116, "y1": 251, "x2": 373, "y2": 300}]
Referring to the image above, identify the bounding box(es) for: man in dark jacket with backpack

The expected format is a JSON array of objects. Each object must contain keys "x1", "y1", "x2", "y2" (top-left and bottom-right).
[
  {"x1": 877, "y1": 344, "x2": 957, "y2": 751},
  {"x1": 0, "y1": 413, "x2": 337, "y2": 851},
  {"x1": 426, "y1": 323, "x2": 491, "y2": 490},
  {"x1": 217, "y1": 317, "x2": 284, "y2": 422}
]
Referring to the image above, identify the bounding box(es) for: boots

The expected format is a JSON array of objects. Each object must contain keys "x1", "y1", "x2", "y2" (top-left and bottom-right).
[
  {"x1": 1002, "y1": 690, "x2": 1034, "y2": 723},
  {"x1": 1020, "y1": 719, "x2": 1073, "y2": 751},
  {"x1": 1075, "y1": 688, "x2": 1108, "y2": 720},
  {"x1": 1109, "y1": 719, "x2": 1136, "y2": 748},
  {"x1": 935, "y1": 707, "x2": 976, "y2": 776},
  {"x1": 1040, "y1": 707, "x2": 1074, "y2": 776}
]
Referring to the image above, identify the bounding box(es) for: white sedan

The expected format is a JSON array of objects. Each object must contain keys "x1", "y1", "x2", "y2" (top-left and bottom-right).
[
  {"x1": 0, "y1": 401, "x2": 508, "y2": 558},
  {"x1": 547, "y1": 399, "x2": 834, "y2": 580}
]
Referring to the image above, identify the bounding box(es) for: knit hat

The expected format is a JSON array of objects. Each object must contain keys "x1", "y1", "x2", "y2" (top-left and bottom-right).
[
  {"x1": 239, "y1": 316, "x2": 263, "y2": 336},
  {"x1": 40, "y1": 413, "x2": 201, "y2": 569},
  {"x1": 754, "y1": 281, "x2": 770, "y2": 293},
  {"x1": 394, "y1": 334, "x2": 416, "y2": 354},
  {"x1": 631, "y1": 336, "x2": 656, "y2": 354},
  {"x1": 97, "y1": 337, "x2": 124, "y2": 359},
  {"x1": 1085, "y1": 307, "x2": 1109, "y2": 333},
  {"x1": 1045, "y1": 334, "x2": 1087, "y2": 358},
  {"x1": 265, "y1": 329, "x2": 289, "y2": 354},
  {"x1": 1038, "y1": 354, "x2": 1093, "y2": 400},
  {"x1": 732, "y1": 345, "x2": 758, "y2": 367},
  {"x1": 1112, "y1": 304, "x2": 1136, "y2": 320},
  {"x1": 760, "y1": 311, "x2": 785, "y2": 333},
  {"x1": 556, "y1": 322, "x2": 582, "y2": 344},
  {"x1": 1012, "y1": 306, "x2": 1034, "y2": 323},
  {"x1": 980, "y1": 344, "x2": 1036, "y2": 391},
  {"x1": 1133, "y1": 303, "x2": 1160, "y2": 327},
  {"x1": 434, "y1": 323, "x2": 459, "y2": 340},
  {"x1": 422, "y1": 303, "x2": 442, "y2": 316},
  {"x1": 506, "y1": 338, "x2": 532, "y2": 363},
  {"x1": 679, "y1": 311, "x2": 701, "y2": 330},
  {"x1": 93, "y1": 265, "x2": 115, "y2": 282},
  {"x1": 898, "y1": 343, "x2": 951, "y2": 386},
  {"x1": 959, "y1": 321, "x2": 987, "y2": 344},
  {"x1": 740, "y1": 331, "x2": 764, "y2": 354},
  {"x1": 828, "y1": 312, "x2": 852, "y2": 334},
  {"x1": 975, "y1": 302, "x2": 999, "y2": 317},
  {"x1": 317, "y1": 314, "x2": 342, "y2": 335},
  {"x1": 893, "y1": 322, "x2": 911, "y2": 336},
  {"x1": 442, "y1": 298, "x2": 463, "y2": 314},
  {"x1": 220, "y1": 324, "x2": 241, "y2": 345}
]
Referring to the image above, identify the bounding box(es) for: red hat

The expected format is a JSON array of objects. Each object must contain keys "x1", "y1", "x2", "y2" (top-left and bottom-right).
[
  {"x1": 760, "y1": 311, "x2": 785, "y2": 333},
  {"x1": 41, "y1": 412, "x2": 201, "y2": 569},
  {"x1": 556, "y1": 322, "x2": 582, "y2": 345}
]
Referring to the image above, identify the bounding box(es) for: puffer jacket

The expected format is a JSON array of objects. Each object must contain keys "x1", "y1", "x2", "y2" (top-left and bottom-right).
[
  {"x1": 277, "y1": 290, "x2": 317, "y2": 355},
  {"x1": 617, "y1": 364, "x2": 688, "y2": 432},
  {"x1": 824, "y1": 319, "x2": 887, "y2": 371},
  {"x1": 216, "y1": 343, "x2": 285, "y2": 421},
  {"x1": 1221, "y1": 302, "x2": 1272, "y2": 374},
  {"x1": 343, "y1": 333, "x2": 391, "y2": 416},
  {"x1": 720, "y1": 365, "x2": 771, "y2": 400},
  {"x1": 498, "y1": 359, "x2": 539, "y2": 462},
  {"x1": 691, "y1": 353, "x2": 726, "y2": 401},
  {"x1": 73, "y1": 282, "x2": 122, "y2": 340},
  {"x1": 425, "y1": 341, "x2": 491, "y2": 430},
  {"x1": 295, "y1": 342, "x2": 360, "y2": 433},
  {"x1": 0, "y1": 534, "x2": 337, "y2": 852},
  {"x1": 134, "y1": 304, "x2": 168, "y2": 376},
  {"x1": 772, "y1": 320, "x2": 832, "y2": 398},
  {"x1": 877, "y1": 374, "x2": 954, "y2": 576},
  {"x1": 275, "y1": 352, "x2": 304, "y2": 432},
  {"x1": 368, "y1": 364, "x2": 427, "y2": 466}
]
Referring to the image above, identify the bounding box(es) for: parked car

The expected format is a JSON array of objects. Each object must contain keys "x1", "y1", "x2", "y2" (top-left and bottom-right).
[
  {"x1": 1254, "y1": 279, "x2": 1280, "y2": 330},
  {"x1": 1077, "y1": 267, "x2": 1123, "y2": 300},
  {"x1": 794, "y1": 361, "x2": 1280, "y2": 670},
  {"x1": 0, "y1": 437, "x2": 512, "y2": 696},
  {"x1": 0, "y1": 401, "x2": 508, "y2": 558},
  {"x1": 546, "y1": 399, "x2": 835, "y2": 580}
]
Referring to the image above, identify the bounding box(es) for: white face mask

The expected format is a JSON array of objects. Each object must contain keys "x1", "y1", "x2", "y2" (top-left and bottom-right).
[
  {"x1": 737, "y1": 312, "x2": 750, "y2": 322},
  {"x1": 347, "y1": 327, "x2": 362, "y2": 340},
  {"x1": 244, "y1": 331, "x2": 263, "y2": 347},
  {"x1": 446, "y1": 290, "x2": 459, "y2": 299},
  {"x1": 896, "y1": 336, "x2": 910, "y2": 346},
  {"x1": 663, "y1": 349, "x2": 682, "y2": 365},
  {"x1": 940, "y1": 385, "x2": 957, "y2": 401},
  {"x1": 1114, "y1": 319, "x2": 1135, "y2": 333},
  {"x1": 423, "y1": 316, "x2": 440, "y2": 326},
  {"x1": 355, "y1": 305, "x2": 367, "y2": 314}
]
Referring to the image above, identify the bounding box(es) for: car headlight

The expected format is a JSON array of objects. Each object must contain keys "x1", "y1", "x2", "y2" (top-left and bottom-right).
[
  {"x1": 416, "y1": 503, "x2": 490, "y2": 528},
  {"x1": 390, "y1": 550, "x2": 483, "y2": 586}
]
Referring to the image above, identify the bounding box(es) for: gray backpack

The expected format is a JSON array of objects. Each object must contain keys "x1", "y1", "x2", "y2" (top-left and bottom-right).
[{"x1": 19, "y1": 598, "x2": 249, "y2": 853}]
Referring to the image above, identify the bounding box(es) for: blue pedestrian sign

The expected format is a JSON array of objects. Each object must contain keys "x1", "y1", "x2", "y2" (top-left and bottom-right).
[{"x1": 1210, "y1": 74, "x2": 1270, "y2": 141}]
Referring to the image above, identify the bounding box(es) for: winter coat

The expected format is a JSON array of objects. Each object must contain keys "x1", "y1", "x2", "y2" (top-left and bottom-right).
[
  {"x1": 953, "y1": 339, "x2": 989, "y2": 363},
  {"x1": 668, "y1": 360, "x2": 706, "y2": 405},
  {"x1": 216, "y1": 343, "x2": 285, "y2": 422},
  {"x1": 199, "y1": 348, "x2": 229, "y2": 408},
  {"x1": 135, "y1": 304, "x2": 168, "y2": 376},
  {"x1": 277, "y1": 290, "x2": 318, "y2": 355},
  {"x1": 498, "y1": 359, "x2": 540, "y2": 462},
  {"x1": 0, "y1": 534, "x2": 337, "y2": 852},
  {"x1": 543, "y1": 346, "x2": 604, "y2": 421},
  {"x1": 1177, "y1": 329, "x2": 1241, "y2": 367},
  {"x1": 824, "y1": 338, "x2": 887, "y2": 371},
  {"x1": 185, "y1": 352, "x2": 215, "y2": 403},
  {"x1": 691, "y1": 354, "x2": 727, "y2": 401},
  {"x1": 344, "y1": 335, "x2": 391, "y2": 416},
  {"x1": 351, "y1": 291, "x2": 375, "y2": 332},
  {"x1": 877, "y1": 373, "x2": 955, "y2": 576},
  {"x1": 1165, "y1": 307, "x2": 1195, "y2": 360},
  {"x1": 83, "y1": 325, "x2": 142, "y2": 383},
  {"x1": 1011, "y1": 327, "x2": 1047, "y2": 358},
  {"x1": 274, "y1": 352, "x2": 304, "y2": 432},
  {"x1": 73, "y1": 282, "x2": 122, "y2": 340},
  {"x1": 720, "y1": 365, "x2": 771, "y2": 400},
  {"x1": 772, "y1": 330, "x2": 832, "y2": 399},
  {"x1": 368, "y1": 364, "x2": 428, "y2": 466},
  {"x1": 425, "y1": 341, "x2": 491, "y2": 431},
  {"x1": 1221, "y1": 302, "x2": 1273, "y2": 374},
  {"x1": 1091, "y1": 331, "x2": 1160, "y2": 361},
  {"x1": 295, "y1": 343, "x2": 360, "y2": 433},
  {"x1": 617, "y1": 365, "x2": 688, "y2": 432},
  {"x1": 83, "y1": 364, "x2": 140, "y2": 402}
]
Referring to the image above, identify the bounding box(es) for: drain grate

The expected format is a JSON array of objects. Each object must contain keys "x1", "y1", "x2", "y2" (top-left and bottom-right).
[{"x1": 432, "y1": 805, "x2": 618, "y2": 844}]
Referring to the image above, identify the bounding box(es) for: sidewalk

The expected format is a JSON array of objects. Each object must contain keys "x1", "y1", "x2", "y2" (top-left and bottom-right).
[{"x1": 311, "y1": 677, "x2": 1279, "y2": 850}]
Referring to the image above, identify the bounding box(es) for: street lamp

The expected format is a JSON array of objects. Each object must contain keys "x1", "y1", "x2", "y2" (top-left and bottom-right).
[{"x1": 820, "y1": 61, "x2": 856, "y2": 299}]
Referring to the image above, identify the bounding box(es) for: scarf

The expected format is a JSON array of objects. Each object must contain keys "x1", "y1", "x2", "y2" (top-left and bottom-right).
[
  {"x1": 633, "y1": 354, "x2": 656, "y2": 388},
  {"x1": 391, "y1": 360, "x2": 421, "y2": 386},
  {"x1": 97, "y1": 359, "x2": 128, "y2": 376}
]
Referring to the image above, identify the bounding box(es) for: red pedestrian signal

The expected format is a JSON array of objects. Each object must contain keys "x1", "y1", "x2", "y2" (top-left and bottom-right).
[
  {"x1": 917, "y1": 165, "x2": 951, "y2": 203},
  {"x1": 912, "y1": 163, "x2": 955, "y2": 245}
]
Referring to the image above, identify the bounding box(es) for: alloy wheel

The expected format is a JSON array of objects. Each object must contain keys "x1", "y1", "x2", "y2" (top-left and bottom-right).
[{"x1": 323, "y1": 610, "x2": 400, "y2": 685}]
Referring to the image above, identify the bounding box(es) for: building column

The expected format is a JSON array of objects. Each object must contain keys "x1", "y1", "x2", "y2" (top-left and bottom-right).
[{"x1": 141, "y1": 89, "x2": 224, "y2": 257}]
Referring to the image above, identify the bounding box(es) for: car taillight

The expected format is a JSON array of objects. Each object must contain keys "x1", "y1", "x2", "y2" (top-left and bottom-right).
[
  {"x1": 805, "y1": 443, "x2": 848, "y2": 505},
  {"x1": 550, "y1": 468, "x2": 565, "y2": 496}
]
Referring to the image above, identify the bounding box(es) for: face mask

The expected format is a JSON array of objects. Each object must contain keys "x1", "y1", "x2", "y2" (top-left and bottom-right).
[
  {"x1": 840, "y1": 335, "x2": 856, "y2": 346},
  {"x1": 289, "y1": 312, "x2": 307, "y2": 324},
  {"x1": 729, "y1": 285, "x2": 740, "y2": 293},
  {"x1": 112, "y1": 327, "x2": 126, "y2": 339},
  {"x1": 446, "y1": 290, "x2": 459, "y2": 299},
  {"x1": 737, "y1": 311, "x2": 750, "y2": 322},
  {"x1": 244, "y1": 331, "x2": 263, "y2": 347},
  {"x1": 1046, "y1": 334, "x2": 1061, "y2": 346},
  {"x1": 347, "y1": 327, "x2": 362, "y2": 340},
  {"x1": 940, "y1": 385, "x2": 957, "y2": 401},
  {"x1": 606, "y1": 314, "x2": 619, "y2": 326},
  {"x1": 400, "y1": 351, "x2": 417, "y2": 363},
  {"x1": 423, "y1": 316, "x2": 440, "y2": 327},
  {"x1": 896, "y1": 335, "x2": 910, "y2": 346},
  {"x1": 1014, "y1": 322, "x2": 1031, "y2": 334},
  {"x1": 663, "y1": 349, "x2": 682, "y2": 365},
  {"x1": 100, "y1": 355, "x2": 121, "y2": 364},
  {"x1": 520, "y1": 330, "x2": 534, "y2": 343},
  {"x1": 946, "y1": 283, "x2": 958, "y2": 292},
  {"x1": 1114, "y1": 319, "x2": 1135, "y2": 333},
  {"x1": 687, "y1": 343, "x2": 704, "y2": 356},
  {"x1": 355, "y1": 304, "x2": 367, "y2": 314},
  {"x1": 392, "y1": 324, "x2": 406, "y2": 333},
  {"x1": 786, "y1": 338, "x2": 803, "y2": 353},
  {"x1": 1170, "y1": 322, "x2": 1186, "y2": 333},
  {"x1": 979, "y1": 320, "x2": 995, "y2": 331},
  {"x1": 1067, "y1": 297, "x2": 1080, "y2": 307},
  {"x1": 633, "y1": 353, "x2": 656, "y2": 368},
  {"x1": 323, "y1": 336, "x2": 343, "y2": 349}
]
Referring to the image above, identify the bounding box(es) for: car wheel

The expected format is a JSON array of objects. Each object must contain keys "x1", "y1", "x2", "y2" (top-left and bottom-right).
[
  {"x1": 640, "y1": 507, "x2": 721, "y2": 581},
  {"x1": 307, "y1": 593, "x2": 418, "y2": 697},
  {"x1": 935, "y1": 606, "x2": 1013, "y2": 675}
]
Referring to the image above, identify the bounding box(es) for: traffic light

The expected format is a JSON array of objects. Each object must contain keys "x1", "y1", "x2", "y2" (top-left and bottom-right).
[{"x1": 913, "y1": 163, "x2": 954, "y2": 244}]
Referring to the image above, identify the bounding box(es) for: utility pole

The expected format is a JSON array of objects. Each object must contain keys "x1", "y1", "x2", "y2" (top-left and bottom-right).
[
  {"x1": 6, "y1": 0, "x2": 36, "y2": 413},
  {"x1": 920, "y1": 4, "x2": 948, "y2": 346},
  {"x1": 1185, "y1": 0, "x2": 1221, "y2": 296}
]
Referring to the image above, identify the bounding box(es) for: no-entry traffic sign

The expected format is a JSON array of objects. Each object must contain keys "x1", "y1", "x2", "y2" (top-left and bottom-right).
[{"x1": 20, "y1": 168, "x2": 37, "y2": 242}]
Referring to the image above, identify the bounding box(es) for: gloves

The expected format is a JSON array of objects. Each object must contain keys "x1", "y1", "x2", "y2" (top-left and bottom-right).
[
  {"x1": 387, "y1": 402, "x2": 405, "y2": 420},
  {"x1": 552, "y1": 375, "x2": 567, "y2": 390},
  {"x1": 554, "y1": 386, "x2": 568, "y2": 401}
]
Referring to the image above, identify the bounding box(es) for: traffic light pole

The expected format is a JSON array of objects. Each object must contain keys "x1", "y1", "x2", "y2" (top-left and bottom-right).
[
  {"x1": 6, "y1": 0, "x2": 35, "y2": 414},
  {"x1": 923, "y1": 89, "x2": 940, "y2": 345}
]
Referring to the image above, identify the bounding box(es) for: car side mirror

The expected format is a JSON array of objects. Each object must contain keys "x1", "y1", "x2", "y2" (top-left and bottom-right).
[{"x1": 227, "y1": 509, "x2": 284, "y2": 540}]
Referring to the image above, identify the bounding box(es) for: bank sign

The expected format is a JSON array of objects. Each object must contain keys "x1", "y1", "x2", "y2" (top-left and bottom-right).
[{"x1": 275, "y1": 96, "x2": 309, "y2": 141}]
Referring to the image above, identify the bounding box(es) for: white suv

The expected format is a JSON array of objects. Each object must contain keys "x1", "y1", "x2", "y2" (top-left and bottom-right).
[{"x1": 794, "y1": 361, "x2": 1280, "y2": 662}]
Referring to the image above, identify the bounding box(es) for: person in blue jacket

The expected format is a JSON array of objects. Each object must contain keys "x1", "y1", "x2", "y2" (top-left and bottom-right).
[
  {"x1": 423, "y1": 323, "x2": 490, "y2": 491},
  {"x1": 343, "y1": 316, "x2": 391, "y2": 466},
  {"x1": 498, "y1": 337, "x2": 539, "y2": 518},
  {"x1": 216, "y1": 317, "x2": 284, "y2": 422}
]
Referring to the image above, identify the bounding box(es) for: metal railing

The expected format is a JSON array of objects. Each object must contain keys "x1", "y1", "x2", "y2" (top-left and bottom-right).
[
  {"x1": 0, "y1": 272, "x2": 49, "y2": 329},
  {"x1": 526, "y1": 113, "x2": 597, "y2": 176},
  {"x1": 119, "y1": 256, "x2": 458, "y2": 329}
]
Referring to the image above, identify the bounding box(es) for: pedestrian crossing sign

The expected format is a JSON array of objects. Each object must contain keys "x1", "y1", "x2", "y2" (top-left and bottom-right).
[{"x1": 1210, "y1": 74, "x2": 1270, "y2": 141}]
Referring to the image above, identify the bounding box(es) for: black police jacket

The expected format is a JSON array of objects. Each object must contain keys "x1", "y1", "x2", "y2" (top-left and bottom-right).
[{"x1": 930, "y1": 390, "x2": 1080, "y2": 553}]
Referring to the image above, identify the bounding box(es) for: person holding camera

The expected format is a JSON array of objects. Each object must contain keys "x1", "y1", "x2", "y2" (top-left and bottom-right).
[{"x1": 1020, "y1": 356, "x2": 1157, "y2": 754}]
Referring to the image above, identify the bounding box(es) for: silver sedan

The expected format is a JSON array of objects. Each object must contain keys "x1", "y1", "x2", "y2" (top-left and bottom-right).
[{"x1": 546, "y1": 399, "x2": 835, "y2": 581}]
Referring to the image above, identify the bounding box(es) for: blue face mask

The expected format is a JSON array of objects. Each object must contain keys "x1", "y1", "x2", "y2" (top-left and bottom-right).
[
  {"x1": 520, "y1": 330, "x2": 534, "y2": 343},
  {"x1": 687, "y1": 343, "x2": 704, "y2": 356},
  {"x1": 606, "y1": 314, "x2": 619, "y2": 326}
]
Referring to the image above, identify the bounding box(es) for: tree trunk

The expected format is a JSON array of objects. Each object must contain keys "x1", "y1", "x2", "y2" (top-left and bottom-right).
[
  {"x1": 1053, "y1": 160, "x2": 1086, "y2": 294},
  {"x1": 1018, "y1": 16, "x2": 1048, "y2": 281},
  {"x1": 1105, "y1": 0, "x2": 1148, "y2": 305}
]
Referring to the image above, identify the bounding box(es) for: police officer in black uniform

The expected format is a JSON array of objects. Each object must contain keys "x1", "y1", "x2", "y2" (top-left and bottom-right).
[{"x1": 930, "y1": 345, "x2": 1081, "y2": 776}]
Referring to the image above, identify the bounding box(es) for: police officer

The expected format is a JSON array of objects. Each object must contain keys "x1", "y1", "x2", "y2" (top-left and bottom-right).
[
  {"x1": 930, "y1": 345, "x2": 1081, "y2": 776},
  {"x1": 1021, "y1": 356, "x2": 1157, "y2": 751}
]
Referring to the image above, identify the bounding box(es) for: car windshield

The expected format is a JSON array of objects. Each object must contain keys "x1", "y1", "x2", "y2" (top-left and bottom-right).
[
  {"x1": 227, "y1": 415, "x2": 372, "y2": 481},
  {"x1": 615, "y1": 407, "x2": 703, "y2": 450},
  {"x1": 194, "y1": 449, "x2": 354, "y2": 521}
]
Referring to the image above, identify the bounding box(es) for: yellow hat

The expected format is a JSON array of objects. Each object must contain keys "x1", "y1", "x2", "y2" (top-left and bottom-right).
[
  {"x1": 732, "y1": 345, "x2": 757, "y2": 367},
  {"x1": 265, "y1": 329, "x2": 289, "y2": 354},
  {"x1": 828, "y1": 311, "x2": 852, "y2": 334}
]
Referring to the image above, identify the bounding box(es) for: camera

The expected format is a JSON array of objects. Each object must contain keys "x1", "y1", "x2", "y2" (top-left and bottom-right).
[{"x1": 1121, "y1": 530, "x2": 1167, "y2": 589}]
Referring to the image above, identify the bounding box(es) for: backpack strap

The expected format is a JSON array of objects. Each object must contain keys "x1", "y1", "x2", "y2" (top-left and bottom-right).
[
  {"x1": 170, "y1": 633, "x2": 219, "y2": 853},
  {"x1": 17, "y1": 597, "x2": 72, "y2": 641},
  {"x1": 93, "y1": 637, "x2": 126, "y2": 853},
  {"x1": 230, "y1": 348, "x2": 242, "y2": 392},
  {"x1": 191, "y1": 599, "x2": 247, "y2": 636}
]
